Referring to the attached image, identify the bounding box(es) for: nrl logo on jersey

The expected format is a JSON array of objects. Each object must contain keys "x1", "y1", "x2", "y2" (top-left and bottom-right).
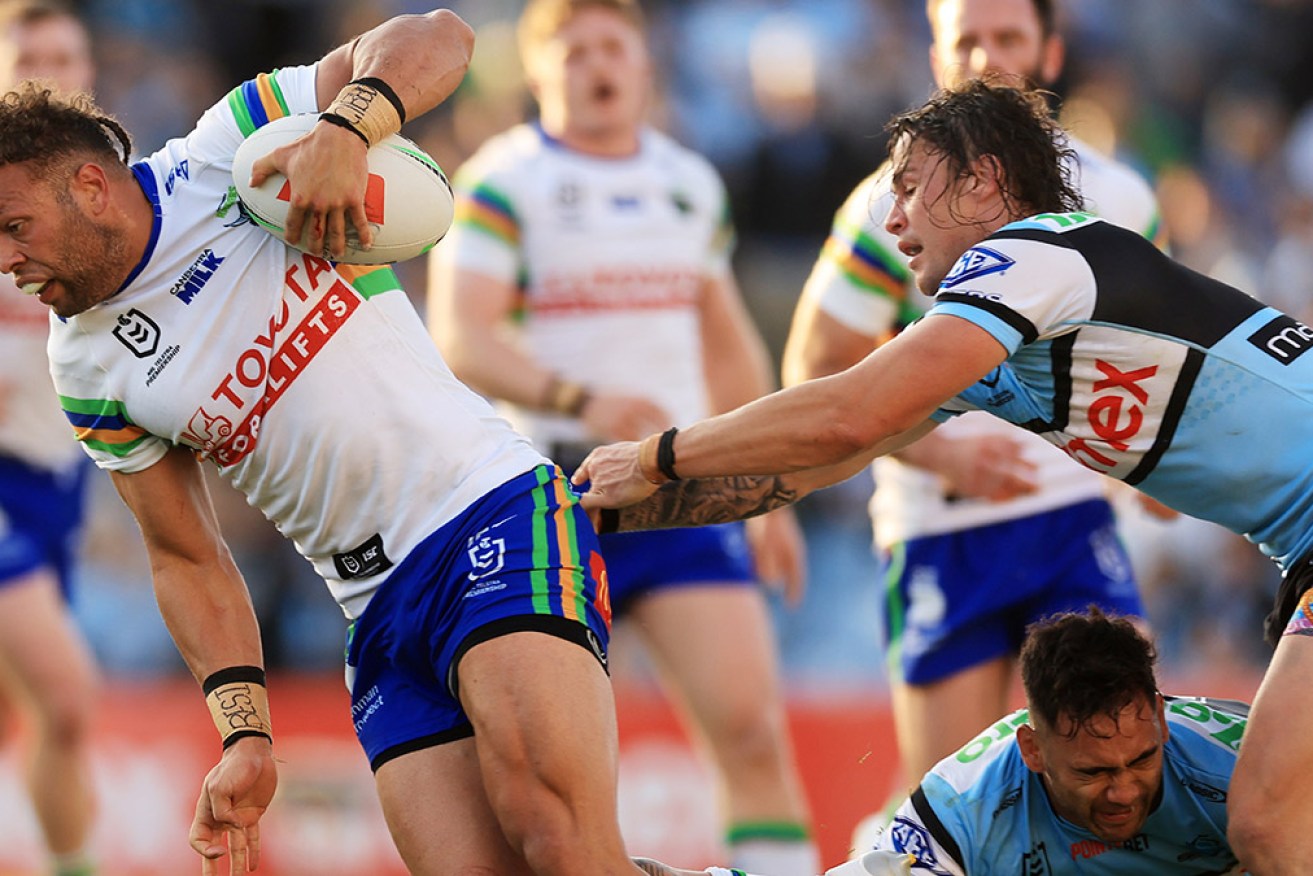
[
  {"x1": 941, "y1": 246, "x2": 1014, "y2": 288},
  {"x1": 112, "y1": 308, "x2": 161, "y2": 358}
]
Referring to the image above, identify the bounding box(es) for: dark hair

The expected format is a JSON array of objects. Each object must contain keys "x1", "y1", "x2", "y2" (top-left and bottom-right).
[
  {"x1": 925, "y1": 0, "x2": 1058, "y2": 39},
  {"x1": 1021, "y1": 606, "x2": 1158, "y2": 739},
  {"x1": 886, "y1": 77, "x2": 1082, "y2": 220},
  {"x1": 0, "y1": 81, "x2": 130, "y2": 180}
]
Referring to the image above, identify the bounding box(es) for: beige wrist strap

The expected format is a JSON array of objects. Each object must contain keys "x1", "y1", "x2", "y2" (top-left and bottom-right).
[
  {"x1": 203, "y1": 666, "x2": 273, "y2": 748},
  {"x1": 321, "y1": 77, "x2": 405, "y2": 147},
  {"x1": 638, "y1": 432, "x2": 668, "y2": 485}
]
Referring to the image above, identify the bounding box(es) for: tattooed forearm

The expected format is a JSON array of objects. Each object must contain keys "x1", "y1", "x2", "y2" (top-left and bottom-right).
[{"x1": 612, "y1": 475, "x2": 800, "y2": 532}]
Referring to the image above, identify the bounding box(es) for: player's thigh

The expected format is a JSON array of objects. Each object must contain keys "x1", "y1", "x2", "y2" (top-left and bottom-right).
[
  {"x1": 629, "y1": 584, "x2": 787, "y2": 735},
  {"x1": 458, "y1": 630, "x2": 623, "y2": 818},
  {"x1": 374, "y1": 735, "x2": 530, "y2": 876},
  {"x1": 890, "y1": 655, "x2": 1014, "y2": 783},
  {"x1": 0, "y1": 570, "x2": 97, "y2": 713}
]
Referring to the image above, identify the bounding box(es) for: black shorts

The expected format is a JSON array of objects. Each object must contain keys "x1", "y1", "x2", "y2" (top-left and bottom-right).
[{"x1": 1264, "y1": 552, "x2": 1313, "y2": 646}]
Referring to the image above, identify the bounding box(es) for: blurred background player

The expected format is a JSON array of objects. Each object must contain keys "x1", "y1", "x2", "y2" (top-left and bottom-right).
[
  {"x1": 871, "y1": 608, "x2": 1245, "y2": 874},
  {"x1": 781, "y1": 0, "x2": 1165, "y2": 843},
  {"x1": 429, "y1": 1, "x2": 819, "y2": 871},
  {"x1": 0, "y1": 2, "x2": 100, "y2": 874}
]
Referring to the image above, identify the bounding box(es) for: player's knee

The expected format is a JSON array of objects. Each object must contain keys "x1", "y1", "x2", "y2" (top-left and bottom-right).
[
  {"x1": 708, "y1": 702, "x2": 790, "y2": 774},
  {"x1": 33, "y1": 684, "x2": 95, "y2": 748}
]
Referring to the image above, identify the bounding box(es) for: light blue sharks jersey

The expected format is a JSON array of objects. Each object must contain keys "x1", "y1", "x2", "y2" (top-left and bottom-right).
[
  {"x1": 874, "y1": 697, "x2": 1245, "y2": 875},
  {"x1": 927, "y1": 213, "x2": 1313, "y2": 570}
]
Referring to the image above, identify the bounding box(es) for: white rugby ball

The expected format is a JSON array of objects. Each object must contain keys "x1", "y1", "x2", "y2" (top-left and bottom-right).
[{"x1": 231, "y1": 113, "x2": 453, "y2": 265}]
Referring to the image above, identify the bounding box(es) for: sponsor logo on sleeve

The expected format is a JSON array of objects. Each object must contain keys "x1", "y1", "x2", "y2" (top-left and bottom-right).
[
  {"x1": 1247, "y1": 314, "x2": 1313, "y2": 364},
  {"x1": 941, "y1": 246, "x2": 1014, "y2": 288}
]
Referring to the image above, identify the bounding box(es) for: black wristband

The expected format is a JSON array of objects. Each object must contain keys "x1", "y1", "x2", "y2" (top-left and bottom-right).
[
  {"x1": 350, "y1": 76, "x2": 407, "y2": 124},
  {"x1": 318, "y1": 111, "x2": 370, "y2": 145},
  {"x1": 202, "y1": 664, "x2": 266, "y2": 695},
  {"x1": 598, "y1": 508, "x2": 621, "y2": 534},
  {"x1": 656, "y1": 426, "x2": 680, "y2": 482}
]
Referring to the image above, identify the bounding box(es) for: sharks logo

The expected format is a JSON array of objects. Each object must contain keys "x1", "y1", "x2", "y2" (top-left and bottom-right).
[{"x1": 941, "y1": 245, "x2": 1014, "y2": 288}]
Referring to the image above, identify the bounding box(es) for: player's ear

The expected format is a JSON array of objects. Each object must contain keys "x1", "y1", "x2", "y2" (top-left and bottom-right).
[
  {"x1": 1017, "y1": 722, "x2": 1045, "y2": 773},
  {"x1": 1156, "y1": 693, "x2": 1170, "y2": 743},
  {"x1": 69, "y1": 161, "x2": 111, "y2": 214}
]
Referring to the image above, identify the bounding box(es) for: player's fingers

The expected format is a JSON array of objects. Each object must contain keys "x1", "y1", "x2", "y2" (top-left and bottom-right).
[
  {"x1": 283, "y1": 203, "x2": 307, "y2": 251},
  {"x1": 247, "y1": 152, "x2": 278, "y2": 188},
  {"x1": 348, "y1": 202, "x2": 373, "y2": 250},
  {"x1": 226, "y1": 826, "x2": 247, "y2": 876},
  {"x1": 246, "y1": 824, "x2": 261, "y2": 872},
  {"x1": 324, "y1": 209, "x2": 347, "y2": 260}
]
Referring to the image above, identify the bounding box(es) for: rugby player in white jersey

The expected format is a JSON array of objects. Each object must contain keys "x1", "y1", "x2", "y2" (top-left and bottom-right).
[
  {"x1": 781, "y1": 0, "x2": 1167, "y2": 842},
  {"x1": 428, "y1": 2, "x2": 818, "y2": 872},
  {"x1": 0, "y1": 3, "x2": 100, "y2": 874},
  {"x1": 0, "y1": 8, "x2": 717, "y2": 875}
]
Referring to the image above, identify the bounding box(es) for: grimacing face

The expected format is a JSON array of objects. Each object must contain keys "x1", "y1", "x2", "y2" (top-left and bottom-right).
[
  {"x1": 929, "y1": 0, "x2": 1062, "y2": 90},
  {"x1": 0, "y1": 162, "x2": 129, "y2": 318},
  {"x1": 524, "y1": 5, "x2": 650, "y2": 148},
  {"x1": 1018, "y1": 695, "x2": 1168, "y2": 844}
]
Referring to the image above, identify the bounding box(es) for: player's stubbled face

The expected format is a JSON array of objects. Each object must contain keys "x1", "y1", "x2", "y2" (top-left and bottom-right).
[
  {"x1": 931, "y1": 0, "x2": 1052, "y2": 89},
  {"x1": 0, "y1": 163, "x2": 128, "y2": 318},
  {"x1": 549, "y1": 6, "x2": 650, "y2": 137}
]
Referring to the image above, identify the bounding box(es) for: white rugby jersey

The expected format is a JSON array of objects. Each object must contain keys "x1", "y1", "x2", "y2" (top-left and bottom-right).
[
  {"x1": 434, "y1": 123, "x2": 734, "y2": 448},
  {"x1": 802, "y1": 138, "x2": 1164, "y2": 547},
  {"x1": 0, "y1": 277, "x2": 83, "y2": 472},
  {"x1": 47, "y1": 64, "x2": 546, "y2": 618}
]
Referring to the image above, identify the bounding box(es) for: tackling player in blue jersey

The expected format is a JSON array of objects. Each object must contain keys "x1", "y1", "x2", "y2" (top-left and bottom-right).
[{"x1": 576, "y1": 79, "x2": 1313, "y2": 873}]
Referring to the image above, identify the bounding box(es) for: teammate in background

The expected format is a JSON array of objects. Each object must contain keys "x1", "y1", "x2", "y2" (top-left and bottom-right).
[
  {"x1": 0, "y1": 3, "x2": 100, "y2": 874},
  {"x1": 781, "y1": 0, "x2": 1165, "y2": 831},
  {"x1": 0, "y1": 10, "x2": 703, "y2": 874},
  {"x1": 870, "y1": 608, "x2": 1243, "y2": 874},
  {"x1": 428, "y1": 2, "x2": 818, "y2": 872},
  {"x1": 574, "y1": 78, "x2": 1313, "y2": 873}
]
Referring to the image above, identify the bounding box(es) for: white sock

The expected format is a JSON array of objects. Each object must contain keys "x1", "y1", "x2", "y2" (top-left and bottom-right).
[{"x1": 730, "y1": 838, "x2": 821, "y2": 876}]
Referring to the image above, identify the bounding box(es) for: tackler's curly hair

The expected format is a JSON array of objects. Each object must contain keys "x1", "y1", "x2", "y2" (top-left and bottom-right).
[
  {"x1": 1020, "y1": 606, "x2": 1159, "y2": 740},
  {"x1": 0, "y1": 81, "x2": 131, "y2": 182},
  {"x1": 886, "y1": 77, "x2": 1083, "y2": 223}
]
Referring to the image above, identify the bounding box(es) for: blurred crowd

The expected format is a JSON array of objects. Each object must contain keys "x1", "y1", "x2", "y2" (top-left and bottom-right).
[{"x1": 61, "y1": 0, "x2": 1313, "y2": 683}]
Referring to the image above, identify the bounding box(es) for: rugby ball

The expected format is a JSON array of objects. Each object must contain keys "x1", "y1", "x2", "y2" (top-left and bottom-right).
[{"x1": 231, "y1": 113, "x2": 453, "y2": 265}]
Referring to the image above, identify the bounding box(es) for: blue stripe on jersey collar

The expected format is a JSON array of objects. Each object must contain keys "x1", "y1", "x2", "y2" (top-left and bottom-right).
[
  {"x1": 115, "y1": 161, "x2": 164, "y2": 297},
  {"x1": 532, "y1": 120, "x2": 644, "y2": 160}
]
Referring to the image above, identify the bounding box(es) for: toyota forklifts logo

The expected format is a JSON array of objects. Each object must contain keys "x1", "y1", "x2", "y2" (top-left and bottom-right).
[{"x1": 112, "y1": 308, "x2": 161, "y2": 358}]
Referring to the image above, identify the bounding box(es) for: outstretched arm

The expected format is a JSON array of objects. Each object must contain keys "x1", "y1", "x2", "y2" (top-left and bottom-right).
[{"x1": 598, "y1": 419, "x2": 936, "y2": 531}]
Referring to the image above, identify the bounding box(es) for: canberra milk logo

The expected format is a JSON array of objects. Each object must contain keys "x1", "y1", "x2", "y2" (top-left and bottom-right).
[
  {"x1": 941, "y1": 245, "x2": 1014, "y2": 288},
  {"x1": 170, "y1": 248, "x2": 225, "y2": 304},
  {"x1": 112, "y1": 308, "x2": 160, "y2": 358}
]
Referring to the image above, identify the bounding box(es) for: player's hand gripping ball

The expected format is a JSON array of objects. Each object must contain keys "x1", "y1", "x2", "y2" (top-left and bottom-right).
[{"x1": 231, "y1": 113, "x2": 454, "y2": 265}]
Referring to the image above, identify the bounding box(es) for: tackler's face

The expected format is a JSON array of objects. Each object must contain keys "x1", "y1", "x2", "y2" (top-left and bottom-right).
[
  {"x1": 884, "y1": 137, "x2": 997, "y2": 297},
  {"x1": 0, "y1": 161, "x2": 127, "y2": 318},
  {"x1": 1018, "y1": 694, "x2": 1168, "y2": 844},
  {"x1": 527, "y1": 5, "x2": 651, "y2": 143}
]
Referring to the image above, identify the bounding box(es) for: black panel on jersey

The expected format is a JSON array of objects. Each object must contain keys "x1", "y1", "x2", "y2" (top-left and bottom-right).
[
  {"x1": 910, "y1": 784, "x2": 965, "y2": 868},
  {"x1": 1123, "y1": 347, "x2": 1204, "y2": 485},
  {"x1": 935, "y1": 292, "x2": 1039, "y2": 344},
  {"x1": 990, "y1": 223, "x2": 1266, "y2": 347}
]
